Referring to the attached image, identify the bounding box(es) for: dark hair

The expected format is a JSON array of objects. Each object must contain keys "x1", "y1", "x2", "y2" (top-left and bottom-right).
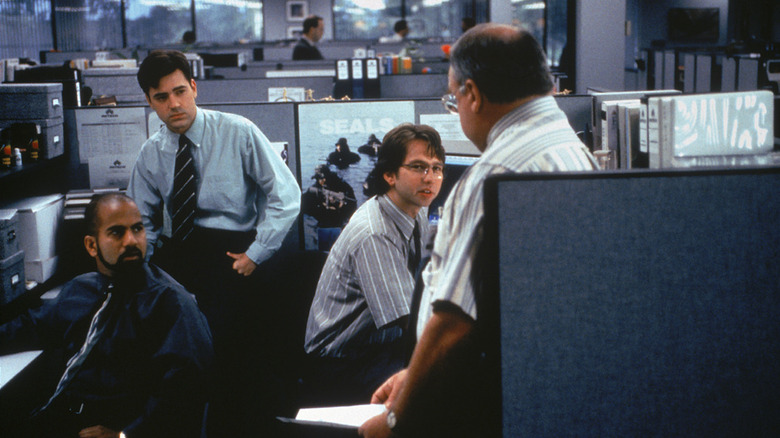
[
  {"x1": 182, "y1": 30, "x2": 196, "y2": 44},
  {"x1": 394, "y1": 20, "x2": 409, "y2": 33},
  {"x1": 84, "y1": 193, "x2": 136, "y2": 236},
  {"x1": 365, "y1": 124, "x2": 445, "y2": 196},
  {"x1": 450, "y1": 24, "x2": 553, "y2": 103},
  {"x1": 335, "y1": 137, "x2": 352, "y2": 153},
  {"x1": 137, "y1": 49, "x2": 193, "y2": 96},
  {"x1": 303, "y1": 15, "x2": 323, "y2": 34}
]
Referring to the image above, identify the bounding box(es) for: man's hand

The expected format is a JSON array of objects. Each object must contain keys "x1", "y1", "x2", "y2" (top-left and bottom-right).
[
  {"x1": 371, "y1": 369, "x2": 408, "y2": 406},
  {"x1": 358, "y1": 411, "x2": 393, "y2": 438},
  {"x1": 226, "y1": 252, "x2": 257, "y2": 276},
  {"x1": 79, "y1": 425, "x2": 120, "y2": 438},
  {"x1": 359, "y1": 370, "x2": 408, "y2": 437}
]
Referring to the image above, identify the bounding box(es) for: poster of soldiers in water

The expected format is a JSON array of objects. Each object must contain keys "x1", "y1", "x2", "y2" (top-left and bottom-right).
[{"x1": 298, "y1": 100, "x2": 416, "y2": 251}]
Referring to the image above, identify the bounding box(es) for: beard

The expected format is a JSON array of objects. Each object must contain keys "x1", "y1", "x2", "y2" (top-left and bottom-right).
[{"x1": 97, "y1": 245, "x2": 144, "y2": 279}]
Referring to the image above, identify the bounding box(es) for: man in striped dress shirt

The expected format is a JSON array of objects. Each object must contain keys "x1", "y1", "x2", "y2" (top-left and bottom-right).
[
  {"x1": 304, "y1": 123, "x2": 445, "y2": 406},
  {"x1": 359, "y1": 24, "x2": 598, "y2": 438}
]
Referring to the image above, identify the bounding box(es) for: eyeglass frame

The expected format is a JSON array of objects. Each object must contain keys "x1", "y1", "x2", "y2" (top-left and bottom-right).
[
  {"x1": 441, "y1": 85, "x2": 466, "y2": 115},
  {"x1": 400, "y1": 162, "x2": 445, "y2": 178}
]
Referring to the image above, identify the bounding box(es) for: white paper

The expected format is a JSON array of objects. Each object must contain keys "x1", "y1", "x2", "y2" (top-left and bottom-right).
[
  {"x1": 88, "y1": 153, "x2": 138, "y2": 189},
  {"x1": 419, "y1": 113, "x2": 480, "y2": 156},
  {"x1": 75, "y1": 107, "x2": 147, "y2": 164},
  {"x1": 294, "y1": 404, "x2": 386, "y2": 428},
  {"x1": 0, "y1": 350, "x2": 43, "y2": 389}
]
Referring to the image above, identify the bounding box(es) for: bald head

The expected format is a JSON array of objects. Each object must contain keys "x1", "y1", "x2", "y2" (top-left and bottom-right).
[{"x1": 449, "y1": 23, "x2": 553, "y2": 104}]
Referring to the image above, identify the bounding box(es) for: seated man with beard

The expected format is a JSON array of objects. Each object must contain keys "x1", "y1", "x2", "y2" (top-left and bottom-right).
[{"x1": 0, "y1": 193, "x2": 214, "y2": 438}]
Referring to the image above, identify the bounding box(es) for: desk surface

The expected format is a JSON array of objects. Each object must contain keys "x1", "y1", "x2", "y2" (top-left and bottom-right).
[{"x1": 0, "y1": 350, "x2": 43, "y2": 389}]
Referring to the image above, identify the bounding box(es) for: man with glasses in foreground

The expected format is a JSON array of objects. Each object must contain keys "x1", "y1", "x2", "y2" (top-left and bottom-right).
[
  {"x1": 304, "y1": 123, "x2": 445, "y2": 406},
  {"x1": 360, "y1": 24, "x2": 598, "y2": 438}
]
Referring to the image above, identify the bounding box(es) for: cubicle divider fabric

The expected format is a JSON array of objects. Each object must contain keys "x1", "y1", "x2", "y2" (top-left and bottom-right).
[{"x1": 482, "y1": 167, "x2": 780, "y2": 437}]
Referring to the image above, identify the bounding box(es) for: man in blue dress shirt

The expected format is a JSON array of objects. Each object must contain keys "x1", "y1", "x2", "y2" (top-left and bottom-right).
[{"x1": 128, "y1": 49, "x2": 300, "y2": 436}]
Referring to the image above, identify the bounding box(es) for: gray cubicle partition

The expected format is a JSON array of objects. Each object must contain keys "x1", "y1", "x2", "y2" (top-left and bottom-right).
[
  {"x1": 66, "y1": 102, "x2": 298, "y2": 188},
  {"x1": 211, "y1": 60, "x2": 335, "y2": 79},
  {"x1": 195, "y1": 77, "x2": 336, "y2": 103},
  {"x1": 195, "y1": 73, "x2": 449, "y2": 102},
  {"x1": 483, "y1": 167, "x2": 780, "y2": 437},
  {"x1": 380, "y1": 73, "x2": 448, "y2": 98}
]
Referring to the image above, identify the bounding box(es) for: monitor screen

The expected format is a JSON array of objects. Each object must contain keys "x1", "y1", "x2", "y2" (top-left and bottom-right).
[{"x1": 668, "y1": 8, "x2": 719, "y2": 42}]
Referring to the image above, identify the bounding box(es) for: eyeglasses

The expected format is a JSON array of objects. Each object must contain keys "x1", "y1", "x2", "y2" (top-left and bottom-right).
[
  {"x1": 401, "y1": 163, "x2": 444, "y2": 178},
  {"x1": 441, "y1": 85, "x2": 465, "y2": 115},
  {"x1": 441, "y1": 93, "x2": 458, "y2": 114}
]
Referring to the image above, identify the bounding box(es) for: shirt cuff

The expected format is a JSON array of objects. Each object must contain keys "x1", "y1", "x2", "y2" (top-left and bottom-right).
[{"x1": 245, "y1": 242, "x2": 272, "y2": 265}]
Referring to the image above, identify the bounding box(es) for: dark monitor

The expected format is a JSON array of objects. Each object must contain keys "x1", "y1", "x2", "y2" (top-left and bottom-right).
[
  {"x1": 668, "y1": 8, "x2": 720, "y2": 42},
  {"x1": 483, "y1": 167, "x2": 780, "y2": 437}
]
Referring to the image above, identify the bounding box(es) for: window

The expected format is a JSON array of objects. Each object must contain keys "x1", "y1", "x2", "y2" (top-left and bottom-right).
[
  {"x1": 333, "y1": 0, "x2": 487, "y2": 41},
  {"x1": 55, "y1": 0, "x2": 123, "y2": 51},
  {"x1": 195, "y1": 0, "x2": 263, "y2": 44},
  {"x1": 0, "y1": 0, "x2": 53, "y2": 59},
  {"x1": 126, "y1": 0, "x2": 192, "y2": 48},
  {"x1": 511, "y1": 0, "x2": 568, "y2": 67}
]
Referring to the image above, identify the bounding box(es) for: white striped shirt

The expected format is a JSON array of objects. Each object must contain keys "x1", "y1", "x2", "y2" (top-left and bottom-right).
[
  {"x1": 306, "y1": 194, "x2": 430, "y2": 357},
  {"x1": 417, "y1": 95, "x2": 598, "y2": 337}
]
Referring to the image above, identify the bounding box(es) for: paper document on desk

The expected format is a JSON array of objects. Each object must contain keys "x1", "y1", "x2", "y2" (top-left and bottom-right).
[
  {"x1": 292, "y1": 404, "x2": 386, "y2": 428},
  {"x1": 0, "y1": 350, "x2": 43, "y2": 389}
]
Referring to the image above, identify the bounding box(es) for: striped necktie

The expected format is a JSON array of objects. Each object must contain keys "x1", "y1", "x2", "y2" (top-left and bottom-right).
[{"x1": 172, "y1": 134, "x2": 197, "y2": 242}]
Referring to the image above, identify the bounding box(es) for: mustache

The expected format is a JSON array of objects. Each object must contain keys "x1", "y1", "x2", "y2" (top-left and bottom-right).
[{"x1": 119, "y1": 247, "x2": 143, "y2": 262}]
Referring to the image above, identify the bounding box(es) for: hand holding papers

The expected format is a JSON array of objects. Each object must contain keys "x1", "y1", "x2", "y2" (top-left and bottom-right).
[{"x1": 284, "y1": 404, "x2": 387, "y2": 429}]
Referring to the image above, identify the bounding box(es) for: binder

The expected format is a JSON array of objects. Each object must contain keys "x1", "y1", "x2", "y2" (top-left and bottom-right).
[
  {"x1": 333, "y1": 59, "x2": 352, "y2": 99},
  {"x1": 351, "y1": 58, "x2": 364, "y2": 99},
  {"x1": 364, "y1": 58, "x2": 380, "y2": 98},
  {"x1": 617, "y1": 101, "x2": 641, "y2": 169},
  {"x1": 637, "y1": 101, "x2": 649, "y2": 168}
]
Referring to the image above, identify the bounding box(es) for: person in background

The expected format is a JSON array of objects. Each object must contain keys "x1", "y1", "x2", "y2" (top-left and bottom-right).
[
  {"x1": 359, "y1": 23, "x2": 598, "y2": 438},
  {"x1": 128, "y1": 49, "x2": 300, "y2": 436},
  {"x1": 181, "y1": 30, "x2": 196, "y2": 51},
  {"x1": 379, "y1": 19, "x2": 410, "y2": 43},
  {"x1": 327, "y1": 137, "x2": 361, "y2": 169},
  {"x1": 293, "y1": 15, "x2": 325, "y2": 60},
  {"x1": 304, "y1": 123, "x2": 445, "y2": 406},
  {"x1": 0, "y1": 193, "x2": 213, "y2": 438}
]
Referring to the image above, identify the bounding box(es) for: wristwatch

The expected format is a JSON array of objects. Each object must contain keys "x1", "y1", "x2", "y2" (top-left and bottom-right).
[
  {"x1": 386, "y1": 410, "x2": 398, "y2": 430},
  {"x1": 386, "y1": 409, "x2": 408, "y2": 435}
]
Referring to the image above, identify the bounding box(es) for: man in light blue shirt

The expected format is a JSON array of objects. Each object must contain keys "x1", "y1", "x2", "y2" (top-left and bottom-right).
[{"x1": 128, "y1": 49, "x2": 300, "y2": 436}]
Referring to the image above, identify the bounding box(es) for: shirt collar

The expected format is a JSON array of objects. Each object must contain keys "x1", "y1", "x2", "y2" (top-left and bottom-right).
[
  {"x1": 163, "y1": 107, "x2": 204, "y2": 150},
  {"x1": 377, "y1": 193, "x2": 419, "y2": 241}
]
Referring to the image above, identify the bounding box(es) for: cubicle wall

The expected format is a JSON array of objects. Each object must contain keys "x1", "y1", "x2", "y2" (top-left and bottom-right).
[
  {"x1": 64, "y1": 94, "x2": 613, "y2": 254},
  {"x1": 194, "y1": 73, "x2": 449, "y2": 103},
  {"x1": 483, "y1": 167, "x2": 780, "y2": 437}
]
